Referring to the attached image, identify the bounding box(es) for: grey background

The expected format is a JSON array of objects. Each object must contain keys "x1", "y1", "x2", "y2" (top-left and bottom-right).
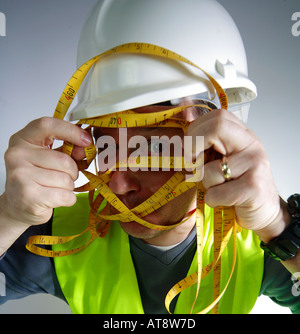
[{"x1": 0, "y1": 0, "x2": 299, "y2": 313}]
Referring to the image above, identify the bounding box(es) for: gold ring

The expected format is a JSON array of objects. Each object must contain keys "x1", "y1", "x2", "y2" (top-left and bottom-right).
[{"x1": 221, "y1": 156, "x2": 231, "y2": 181}]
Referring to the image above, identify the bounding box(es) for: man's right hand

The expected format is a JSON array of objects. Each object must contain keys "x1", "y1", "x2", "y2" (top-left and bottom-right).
[{"x1": 2, "y1": 117, "x2": 93, "y2": 227}]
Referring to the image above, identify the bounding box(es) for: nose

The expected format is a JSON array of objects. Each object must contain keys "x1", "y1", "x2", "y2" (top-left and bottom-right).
[{"x1": 108, "y1": 170, "x2": 141, "y2": 196}]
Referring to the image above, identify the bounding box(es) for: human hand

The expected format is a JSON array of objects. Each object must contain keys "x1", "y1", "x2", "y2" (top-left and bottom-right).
[
  {"x1": 3, "y1": 117, "x2": 92, "y2": 227},
  {"x1": 186, "y1": 109, "x2": 288, "y2": 242}
]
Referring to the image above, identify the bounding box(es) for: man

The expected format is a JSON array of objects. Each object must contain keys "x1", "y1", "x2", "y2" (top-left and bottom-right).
[{"x1": 0, "y1": 0, "x2": 300, "y2": 314}]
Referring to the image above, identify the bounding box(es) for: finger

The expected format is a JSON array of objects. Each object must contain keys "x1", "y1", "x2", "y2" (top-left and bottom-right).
[
  {"x1": 55, "y1": 144, "x2": 87, "y2": 162},
  {"x1": 71, "y1": 145, "x2": 87, "y2": 161},
  {"x1": 11, "y1": 117, "x2": 92, "y2": 148},
  {"x1": 40, "y1": 187, "x2": 77, "y2": 209},
  {"x1": 194, "y1": 108, "x2": 248, "y2": 129},
  {"x1": 26, "y1": 185, "x2": 77, "y2": 212},
  {"x1": 202, "y1": 152, "x2": 249, "y2": 189},
  {"x1": 5, "y1": 169, "x2": 77, "y2": 224},
  {"x1": 204, "y1": 170, "x2": 279, "y2": 231},
  {"x1": 203, "y1": 153, "x2": 276, "y2": 217},
  {"x1": 7, "y1": 146, "x2": 79, "y2": 181},
  {"x1": 204, "y1": 166, "x2": 266, "y2": 209},
  {"x1": 186, "y1": 109, "x2": 255, "y2": 158},
  {"x1": 202, "y1": 142, "x2": 267, "y2": 190},
  {"x1": 28, "y1": 166, "x2": 75, "y2": 191},
  {"x1": 204, "y1": 178, "x2": 245, "y2": 208},
  {"x1": 32, "y1": 149, "x2": 79, "y2": 181}
]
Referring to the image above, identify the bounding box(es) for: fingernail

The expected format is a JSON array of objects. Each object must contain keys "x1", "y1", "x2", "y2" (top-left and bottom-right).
[{"x1": 81, "y1": 132, "x2": 92, "y2": 145}]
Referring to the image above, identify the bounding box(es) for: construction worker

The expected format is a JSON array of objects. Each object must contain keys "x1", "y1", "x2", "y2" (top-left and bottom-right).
[{"x1": 0, "y1": 0, "x2": 300, "y2": 314}]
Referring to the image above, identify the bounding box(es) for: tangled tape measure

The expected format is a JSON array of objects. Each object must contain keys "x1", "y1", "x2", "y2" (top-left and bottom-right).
[{"x1": 26, "y1": 43, "x2": 239, "y2": 314}]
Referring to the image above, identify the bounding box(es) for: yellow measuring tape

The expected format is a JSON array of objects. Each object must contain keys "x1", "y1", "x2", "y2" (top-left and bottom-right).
[{"x1": 26, "y1": 43, "x2": 239, "y2": 314}]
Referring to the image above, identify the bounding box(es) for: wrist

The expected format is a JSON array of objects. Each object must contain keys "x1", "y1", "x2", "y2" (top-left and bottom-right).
[
  {"x1": 259, "y1": 194, "x2": 300, "y2": 262},
  {"x1": 0, "y1": 193, "x2": 29, "y2": 230},
  {"x1": 254, "y1": 198, "x2": 291, "y2": 243},
  {"x1": 0, "y1": 193, "x2": 29, "y2": 256}
]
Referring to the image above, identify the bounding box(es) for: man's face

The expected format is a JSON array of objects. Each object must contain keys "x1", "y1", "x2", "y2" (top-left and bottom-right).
[{"x1": 93, "y1": 105, "x2": 198, "y2": 245}]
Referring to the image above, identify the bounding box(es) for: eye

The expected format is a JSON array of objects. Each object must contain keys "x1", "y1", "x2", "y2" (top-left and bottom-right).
[{"x1": 148, "y1": 141, "x2": 164, "y2": 155}]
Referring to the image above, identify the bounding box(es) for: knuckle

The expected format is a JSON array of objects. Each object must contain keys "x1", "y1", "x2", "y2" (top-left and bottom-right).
[
  {"x1": 62, "y1": 173, "x2": 75, "y2": 190},
  {"x1": 59, "y1": 190, "x2": 77, "y2": 207},
  {"x1": 10, "y1": 166, "x2": 27, "y2": 182},
  {"x1": 251, "y1": 135, "x2": 265, "y2": 152},
  {"x1": 11, "y1": 180, "x2": 37, "y2": 215},
  {"x1": 34, "y1": 117, "x2": 55, "y2": 146},
  {"x1": 211, "y1": 110, "x2": 228, "y2": 134},
  {"x1": 204, "y1": 188, "x2": 218, "y2": 208},
  {"x1": 4, "y1": 147, "x2": 18, "y2": 166},
  {"x1": 20, "y1": 186, "x2": 36, "y2": 206},
  {"x1": 6, "y1": 144, "x2": 25, "y2": 157},
  {"x1": 35, "y1": 117, "x2": 54, "y2": 132},
  {"x1": 57, "y1": 151, "x2": 73, "y2": 169},
  {"x1": 5, "y1": 146, "x2": 31, "y2": 173},
  {"x1": 57, "y1": 152, "x2": 78, "y2": 180},
  {"x1": 248, "y1": 145, "x2": 270, "y2": 174},
  {"x1": 8, "y1": 132, "x2": 20, "y2": 147},
  {"x1": 256, "y1": 154, "x2": 271, "y2": 173},
  {"x1": 215, "y1": 108, "x2": 227, "y2": 117},
  {"x1": 245, "y1": 166, "x2": 266, "y2": 195},
  {"x1": 244, "y1": 170, "x2": 258, "y2": 190},
  {"x1": 6, "y1": 167, "x2": 26, "y2": 189}
]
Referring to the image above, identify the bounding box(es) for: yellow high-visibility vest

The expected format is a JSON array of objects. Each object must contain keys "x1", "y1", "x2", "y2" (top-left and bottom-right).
[{"x1": 52, "y1": 194, "x2": 264, "y2": 314}]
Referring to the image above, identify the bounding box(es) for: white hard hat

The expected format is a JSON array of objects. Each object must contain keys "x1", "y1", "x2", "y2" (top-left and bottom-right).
[{"x1": 69, "y1": 0, "x2": 257, "y2": 122}]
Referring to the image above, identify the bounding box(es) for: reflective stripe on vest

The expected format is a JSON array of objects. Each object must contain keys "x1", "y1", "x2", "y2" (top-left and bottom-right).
[{"x1": 52, "y1": 193, "x2": 264, "y2": 314}]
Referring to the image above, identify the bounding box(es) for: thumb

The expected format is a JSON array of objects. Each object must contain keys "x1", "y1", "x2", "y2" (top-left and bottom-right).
[{"x1": 71, "y1": 145, "x2": 88, "y2": 161}]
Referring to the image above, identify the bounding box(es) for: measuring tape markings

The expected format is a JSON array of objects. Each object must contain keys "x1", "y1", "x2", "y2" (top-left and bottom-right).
[
  {"x1": 77, "y1": 156, "x2": 203, "y2": 222},
  {"x1": 81, "y1": 170, "x2": 195, "y2": 230},
  {"x1": 164, "y1": 206, "x2": 236, "y2": 314},
  {"x1": 76, "y1": 104, "x2": 211, "y2": 129},
  {"x1": 26, "y1": 42, "x2": 239, "y2": 314}
]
